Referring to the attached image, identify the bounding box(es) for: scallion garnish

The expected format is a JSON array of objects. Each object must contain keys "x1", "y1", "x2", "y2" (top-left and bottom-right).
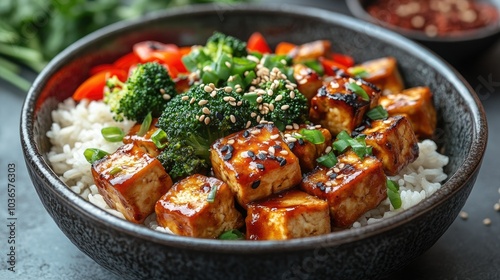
[
  {"x1": 137, "y1": 112, "x2": 152, "y2": 137},
  {"x1": 242, "y1": 92, "x2": 259, "y2": 105},
  {"x1": 218, "y1": 229, "x2": 245, "y2": 240},
  {"x1": 297, "y1": 129, "x2": 325, "y2": 144},
  {"x1": 207, "y1": 184, "x2": 218, "y2": 203},
  {"x1": 151, "y1": 128, "x2": 168, "y2": 149},
  {"x1": 317, "y1": 152, "x2": 338, "y2": 168},
  {"x1": 109, "y1": 166, "x2": 122, "y2": 175},
  {"x1": 332, "y1": 130, "x2": 372, "y2": 158},
  {"x1": 386, "y1": 179, "x2": 402, "y2": 209},
  {"x1": 347, "y1": 82, "x2": 370, "y2": 101},
  {"x1": 366, "y1": 105, "x2": 389, "y2": 120},
  {"x1": 101, "y1": 126, "x2": 125, "y2": 142},
  {"x1": 83, "y1": 148, "x2": 109, "y2": 164},
  {"x1": 348, "y1": 66, "x2": 369, "y2": 78}
]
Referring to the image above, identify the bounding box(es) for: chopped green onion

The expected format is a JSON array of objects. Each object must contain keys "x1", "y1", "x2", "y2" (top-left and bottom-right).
[
  {"x1": 218, "y1": 229, "x2": 245, "y2": 240},
  {"x1": 387, "y1": 179, "x2": 402, "y2": 209},
  {"x1": 333, "y1": 139, "x2": 350, "y2": 153},
  {"x1": 298, "y1": 129, "x2": 325, "y2": 144},
  {"x1": 151, "y1": 129, "x2": 168, "y2": 149},
  {"x1": 336, "y1": 130, "x2": 351, "y2": 141},
  {"x1": 83, "y1": 148, "x2": 109, "y2": 164},
  {"x1": 207, "y1": 184, "x2": 218, "y2": 203},
  {"x1": 317, "y1": 152, "x2": 338, "y2": 168},
  {"x1": 232, "y1": 57, "x2": 257, "y2": 76},
  {"x1": 349, "y1": 66, "x2": 369, "y2": 78},
  {"x1": 242, "y1": 92, "x2": 259, "y2": 105},
  {"x1": 348, "y1": 136, "x2": 370, "y2": 158},
  {"x1": 101, "y1": 126, "x2": 125, "y2": 142},
  {"x1": 109, "y1": 166, "x2": 122, "y2": 175},
  {"x1": 347, "y1": 82, "x2": 370, "y2": 101},
  {"x1": 366, "y1": 105, "x2": 389, "y2": 120},
  {"x1": 333, "y1": 131, "x2": 372, "y2": 158},
  {"x1": 137, "y1": 112, "x2": 152, "y2": 137}
]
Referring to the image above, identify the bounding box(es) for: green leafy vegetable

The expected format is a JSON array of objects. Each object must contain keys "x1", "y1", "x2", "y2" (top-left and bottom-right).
[
  {"x1": 207, "y1": 184, "x2": 218, "y2": 203},
  {"x1": 296, "y1": 129, "x2": 325, "y2": 144},
  {"x1": 137, "y1": 112, "x2": 152, "y2": 136},
  {"x1": 366, "y1": 105, "x2": 389, "y2": 120},
  {"x1": 218, "y1": 229, "x2": 245, "y2": 240},
  {"x1": 317, "y1": 152, "x2": 338, "y2": 168},
  {"x1": 151, "y1": 129, "x2": 168, "y2": 149},
  {"x1": 346, "y1": 82, "x2": 370, "y2": 101}
]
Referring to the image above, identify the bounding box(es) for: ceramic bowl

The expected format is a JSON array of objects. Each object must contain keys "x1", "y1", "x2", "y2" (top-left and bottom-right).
[
  {"x1": 346, "y1": 0, "x2": 500, "y2": 64},
  {"x1": 20, "y1": 4, "x2": 487, "y2": 280}
]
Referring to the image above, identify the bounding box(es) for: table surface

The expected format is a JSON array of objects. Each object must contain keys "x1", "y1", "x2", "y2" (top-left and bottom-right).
[{"x1": 1, "y1": 1, "x2": 500, "y2": 279}]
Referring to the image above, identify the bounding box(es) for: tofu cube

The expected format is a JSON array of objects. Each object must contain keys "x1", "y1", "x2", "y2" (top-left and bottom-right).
[
  {"x1": 91, "y1": 143, "x2": 173, "y2": 224},
  {"x1": 210, "y1": 124, "x2": 302, "y2": 207},
  {"x1": 246, "y1": 190, "x2": 331, "y2": 240},
  {"x1": 293, "y1": 63, "x2": 323, "y2": 102},
  {"x1": 123, "y1": 118, "x2": 161, "y2": 157},
  {"x1": 300, "y1": 151, "x2": 386, "y2": 228},
  {"x1": 309, "y1": 76, "x2": 381, "y2": 135},
  {"x1": 155, "y1": 174, "x2": 243, "y2": 238},
  {"x1": 293, "y1": 40, "x2": 331, "y2": 63},
  {"x1": 361, "y1": 116, "x2": 419, "y2": 176},
  {"x1": 283, "y1": 124, "x2": 333, "y2": 173},
  {"x1": 378, "y1": 86, "x2": 437, "y2": 139},
  {"x1": 349, "y1": 57, "x2": 404, "y2": 95}
]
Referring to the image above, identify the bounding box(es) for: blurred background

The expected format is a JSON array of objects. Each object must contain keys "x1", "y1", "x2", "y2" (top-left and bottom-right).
[{"x1": 1, "y1": 0, "x2": 499, "y2": 279}]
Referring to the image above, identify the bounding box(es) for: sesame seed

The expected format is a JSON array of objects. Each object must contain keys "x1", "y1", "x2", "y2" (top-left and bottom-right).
[
  {"x1": 223, "y1": 153, "x2": 232, "y2": 161},
  {"x1": 338, "y1": 163, "x2": 345, "y2": 169},
  {"x1": 333, "y1": 167, "x2": 340, "y2": 173},
  {"x1": 281, "y1": 105, "x2": 290, "y2": 110},
  {"x1": 275, "y1": 95, "x2": 283, "y2": 102},
  {"x1": 237, "y1": 101, "x2": 242, "y2": 106},
  {"x1": 220, "y1": 145, "x2": 229, "y2": 152},
  {"x1": 285, "y1": 84, "x2": 294, "y2": 91},
  {"x1": 181, "y1": 95, "x2": 189, "y2": 101},
  {"x1": 198, "y1": 100, "x2": 208, "y2": 106},
  {"x1": 268, "y1": 146, "x2": 275, "y2": 155},
  {"x1": 202, "y1": 107, "x2": 211, "y2": 114},
  {"x1": 198, "y1": 115, "x2": 206, "y2": 122},
  {"x1": 243, "y1": 130, "x2": 250, "y2": 138},
  {"x1": 251, "y1": 180, "x2": 261, "y2": 189},
  {"x1": 287, "y1": 137, "x2": 297, "y2": 142},
  {"x1": 293, "y1": 123, "x2": 299, "y2": 130},
  {"x1": 251, "y1": 112, "x2": 257, "y2": 118},
  {"x1": 204, "y1": 85, "x2": 213, "y2": 93},
  {"x1": 224, "y1": 86, "x2": 233, "y2": 93},
  {"x1": 209, "y1": 83, "x2": 215, "y2": 89},
  {"x1": 256, "y1": 163, "x2": 265, "y2": 170},
  {"x1": 190, "y1": 97, "x2": 196, "y2": 104},
  {"x1": 230, "y1": 115, "x2": 236, "y2": 123},
  {"x1": 285, "y1": 125, "x2": 293, "y2": 130},
  {"x1": 257, "y1": 152, "x2": 267, "y2": 160},
  {"x1": 223, "y1": 96, "x2": 231, "y2": 102},
  {"x1": 277, "y1": 156, "x2": 287, "y2": 166},
  {"x1": 250, "y1": 129, "x2": 260, "y2": 135},
  {"x1": 459, "y1": 211, "x2": 468, "y2": 220},
  {"x1": 227, "y1": 139, "x2": 235, "y2": 145},
  {"x1": 162, "y1": 94, "x2": 171, "y2": 100},
  {"x1": 229, "y1": 101, "x2": 237, "y2": 107},
  {"x1": 280, "y1": 150, "x2": 289, "y2": 156},
  {"x1": 160, "y1": 88, "x2": 166, "y2": 94},
  {"x1": 267, "y1": 89, "x2": 273, "y2": 96},
  {"x1": 329, "y1": 173, "x2": 337, "y2": 180},
  {"x1": 288, "y1": 142, "x2": 295, "y2": 150},
  {"x1": 236, "y1": 88, "x2": 243, "y2": 93},
  {"x1": 494, "y1": 203, "x2": 500, "y2": 211},
  {"x1": 256, "y1": 115, "x2": 261, "y2": 123},
  {"x1": 316, "y1": 182, "x2": 326, "y2": 191},
  {"x1": 270, "y1": 134, "x2": 279, "y2": 140},
  {"x1": 204, "y1": 117, "x2": 211, "y2": 125},
  {"x1": 325, "y1": 146, "x2": 332, "y2": 153},
  {"x1": 483, "y1": 218, "x2": 492, "y2": 226},
  {"x1": 210, "y1": 91, "x2": 217, "y2": 98},
  {"x1": 289, "y1": 91, "x2": 296, "y2": 99},
  {"x1": 256, "y1": 96, "x2": 263, "y2": 103},
  {"x1": 225, "y1": 61, "x2": 231, "y2": 68}
]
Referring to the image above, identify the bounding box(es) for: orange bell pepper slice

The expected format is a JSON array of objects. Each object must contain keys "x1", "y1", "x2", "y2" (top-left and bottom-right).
[
  {"x1": 73, "y1": 69, "x2": 127, "y2": 101},
  {"x1": 275, "y1": 42, "x2": 297, "y2": 55}
]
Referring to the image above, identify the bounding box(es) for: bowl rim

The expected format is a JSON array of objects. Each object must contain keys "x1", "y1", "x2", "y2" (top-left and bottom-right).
[
  {"x1": 20, "y1": 3, "x2": 487, "y2": 253},
  {"x1": 346, "y1": 0, "x2": 500, "y2": 42}
]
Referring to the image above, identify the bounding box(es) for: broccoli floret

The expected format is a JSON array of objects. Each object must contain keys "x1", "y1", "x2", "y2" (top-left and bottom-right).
[
  {"x1": 157, "y1": 84, "x2": 257, "y2": 177},
  {"x1": 157, "y1": 138, "x2": 209, "y2": 181},
  {"x1": 104, "y1": 62, "x2": 176, "y2": 122},
  {"x1": 206, "y1": 31, "x2": 248, "y2": 59},
  {"x1": 245, "y1": 77, "x2": 308, "y2": 131}
]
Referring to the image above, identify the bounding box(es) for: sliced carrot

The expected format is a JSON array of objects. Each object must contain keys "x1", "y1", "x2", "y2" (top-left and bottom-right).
[
  {"x1": 72, "y1": 69, "x2": 127, "y2": 101},
  {"x1": 247, "y1": 32, "x2": 271, "y2": 54},
  {"x1": 331, "y1": 53, "x2": 355, "y2": 68},
  {"x1": 89, "y1": 64, "x2": 115, "y2": 76},
  {"x1": 319, "y1": 57, "x2": 348, "y2": 76},
  {"x1": 275, "y1": 42, "x2": 297, "y2": 55}
]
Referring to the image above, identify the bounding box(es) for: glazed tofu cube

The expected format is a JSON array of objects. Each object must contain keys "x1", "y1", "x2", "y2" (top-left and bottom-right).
[
  {"x1": 283, "y1": 124, "x2": 333, "y2": 173},
  {"x1": 348, "y1": 57, "x2": 404, "y2": 95},
  {"x1": 361, "y1": 116, "x2": 419, "y2": 176},
  {"x1": 211, "y1": 124, "x2": 302, "y2": 207},
  {"x1": 300, "y1": 150, "x2": 386, "y2": 228},
  {"x1": 378, "y1": 86, "x2": 437, "y2": 139},
  {"x1": 246, "y1": 190, "x2": 331, "y2": 240},
  {"x1": 293, "y1": 40, "x2": 331, "y2": 63},
  {"x1": 155, "y1": 174, "x2": 243, "y2": 238},
  {"x1": 309, "y1": 76, "x2": 381, "y2": 135},
  {"x1": 123, "y1": 118, "x2": 161, "y2": 157},
  {"x1": 91, "y1": 143, "x2": 173, "y2": 224},
  {"x1": 293, "y1": 63, "x2": 323, "y2": 101}
]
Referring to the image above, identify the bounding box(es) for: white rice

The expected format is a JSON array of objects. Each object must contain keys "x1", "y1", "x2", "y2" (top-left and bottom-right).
[{"x1": 47, "y1": 99, "x2": 449, "y2": 229}]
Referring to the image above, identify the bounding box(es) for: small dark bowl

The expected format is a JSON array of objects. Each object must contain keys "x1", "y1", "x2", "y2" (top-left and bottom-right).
[
  {"x1": 346, "y1": 0, "x2": 500, "y2": 64},
  {"x1": 20, "y1": 4, "x2": 487, "y2": 280}
]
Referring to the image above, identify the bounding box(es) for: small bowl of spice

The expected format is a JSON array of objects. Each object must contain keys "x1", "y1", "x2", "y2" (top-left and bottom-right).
[{"x1": 347, "y1": 0, "x2": 500, "y2": 63}]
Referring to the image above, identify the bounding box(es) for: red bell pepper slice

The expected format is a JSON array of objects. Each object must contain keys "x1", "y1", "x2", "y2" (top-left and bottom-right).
[
  {"x1": 73, "y1": 69, "x2": 127, "y2": 101},
  {"x1": 133, "y1": 41, "x2": 179, "y2": 62},
  {"x1": 331, "y1": 53, "x2": 355, "y2": 68},
  {"x1": 113, "y1": 52, "x2": 141, "y2": 72},
  {"x1": 319, "y1": 57, "x2": 349, "y2": 76},
  {"x1": 247, "y1": 32, "x2": 271, "y2": 54},
  {"x1": 275, "y1": 42, "x2": 297, "y2": 55}
]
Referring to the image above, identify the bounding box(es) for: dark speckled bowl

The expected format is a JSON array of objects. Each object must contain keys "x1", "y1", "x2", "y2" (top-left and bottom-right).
[{"x1": 20, "y1": 4, "x2": 487, "y2": 280}]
